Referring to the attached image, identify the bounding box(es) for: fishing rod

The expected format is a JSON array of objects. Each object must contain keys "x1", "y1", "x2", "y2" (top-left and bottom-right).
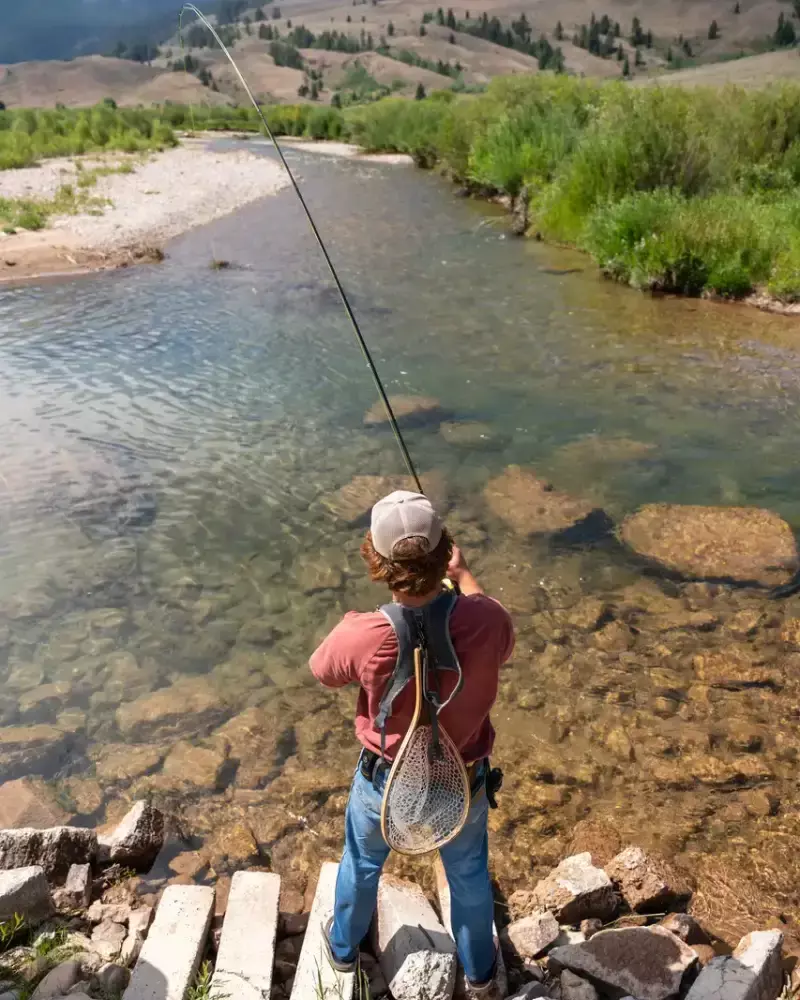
[{"x1": 179, "y1": 4, "x2": 424, "y2": 495}]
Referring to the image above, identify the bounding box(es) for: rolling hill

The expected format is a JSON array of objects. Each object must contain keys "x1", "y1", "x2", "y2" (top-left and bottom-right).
[{"x1": 2, "y1": 0, "x2": 800, "y2": 108}]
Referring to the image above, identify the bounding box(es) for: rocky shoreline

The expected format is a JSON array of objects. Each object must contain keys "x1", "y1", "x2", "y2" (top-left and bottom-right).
[{"x1": 0, "y1": 796, "x2": 790, "y2": 1000}]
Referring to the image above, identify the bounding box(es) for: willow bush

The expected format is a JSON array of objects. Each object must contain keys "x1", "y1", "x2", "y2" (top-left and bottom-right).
[{"x1": 350, "y1": 76, "x2": 800, "y2": 300}]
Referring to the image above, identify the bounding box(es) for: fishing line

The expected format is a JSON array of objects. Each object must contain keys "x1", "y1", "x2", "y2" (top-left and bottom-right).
[{"x1": 179, "y1": 4, "x2": 423, "y2": 494}]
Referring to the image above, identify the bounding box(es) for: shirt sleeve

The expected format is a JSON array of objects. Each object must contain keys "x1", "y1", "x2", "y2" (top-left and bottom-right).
[{"x1": 309, "y1": 617, "x2": 359, "y2": 688}]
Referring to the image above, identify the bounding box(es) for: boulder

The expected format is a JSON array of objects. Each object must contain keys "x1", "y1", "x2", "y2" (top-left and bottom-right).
[
  {"x1": 502, "y1": 913, "x2": 560, "y2": 960},
  {"x1": 364, "y1": 395, "x2": 443, "y2": 427},
  {"x1": 513, "y1": 854, "x2": 617, "y2": 925},
  {"x1": 580, "y1": 920, "x2": 603, "y2": 941},
  {"x1": 91, "y1": 744, "x2": 166, "y2": 783},
  {"x1": 562, "y1": 970, "x2": 599, "y2": 1000},
  {"x1": 0, "y1": 867, "x2": 54, "y2": 924},
  {"x1": 620, "y1": 505, "x2": 798, "y2": 588},
  {"x1": 567, "y1": 821, "x2": 622, "y2": 868},
  {"x1": 371, "y1": 875, "x2": 456, "y2": 1000},
  {"x1": 161, "y1": 739, "x2": 228, "y2": 790},
  {"x1": 53, "y1": 864, "x2": 92, "y2": 911},
  {"x1": 0, "y1": 828, "x2": 96, "y2": 878},
  {"x1": 484, "y1": 467, "x2": 604, "y2": 540},
  {"x1": 30, "y1": 961, "x2": 83, "y2": 1000},
  {"x1": 685, "y1": 930, "x2": 783, "y2": 1000},
  {"x1": 548, "y1": 926, "x2": 697, "y2": 1000},
  {"x1": 115, "y1": 676, "x2": 225, "y2": 741},
  {"x1": 99, "y1": 801, "x2": 164, "y2": 870},
  {"x1": 605, "y1": 847, "x2": 693, "y2": 913},
  {"x1": 0, "y1": 725, "x2": 73, "y2": 782}
]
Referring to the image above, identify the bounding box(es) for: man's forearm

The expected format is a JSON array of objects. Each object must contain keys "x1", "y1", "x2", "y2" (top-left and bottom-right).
[{"x1": 453, "y1": 568, "x2": 484, "y2": 596}]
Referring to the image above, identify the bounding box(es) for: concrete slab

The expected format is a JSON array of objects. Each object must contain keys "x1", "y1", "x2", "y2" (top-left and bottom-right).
[
  {"x1": 212, "y1": 871, "x2": 281, "y2": 1000},
  {"x1": 373, "y1": 873, "x2": 456, "y2": 1000},
  {"x1": 123, "y1": 885, "x2": 214, "y2": 1000},
  {"x1": 290, "y1": 862, "x2": 354, "y2": 1000},
  {"x1": 435, "y1": 857, "x2": 506, "y2": 999}
]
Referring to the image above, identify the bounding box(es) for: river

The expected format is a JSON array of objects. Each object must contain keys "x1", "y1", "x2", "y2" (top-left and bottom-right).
[{"x1": 2, "y1": 141, "x2": 800, "y2": 942}]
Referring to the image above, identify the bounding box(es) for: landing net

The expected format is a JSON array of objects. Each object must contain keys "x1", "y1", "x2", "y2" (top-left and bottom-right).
[{"x1": 382, "y1": 723, "x2": 470, "y2": 856}]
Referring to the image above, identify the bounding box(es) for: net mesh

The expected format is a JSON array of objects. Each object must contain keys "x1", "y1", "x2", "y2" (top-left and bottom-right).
[{"x1": 383, "y1": 724, "x2": 470, "y2": 856}]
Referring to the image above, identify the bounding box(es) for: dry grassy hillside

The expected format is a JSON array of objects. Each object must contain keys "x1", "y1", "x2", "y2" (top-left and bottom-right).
[
  {"x1": 1, "y1": 0, "x2": 799, "y2": 108},
  {"x1": 0, "y1": 56, "x2": 230, "y2": 108}
]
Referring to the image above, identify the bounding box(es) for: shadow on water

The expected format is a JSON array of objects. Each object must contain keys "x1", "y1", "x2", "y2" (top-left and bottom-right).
[{"x1": 3, "y1": 142, "x2": 800, "y2": 943}]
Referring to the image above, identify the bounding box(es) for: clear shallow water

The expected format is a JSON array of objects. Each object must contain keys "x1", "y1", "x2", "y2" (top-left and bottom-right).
[{"x1": 3, "y1": 142, "x2": 800, "y2": 941}]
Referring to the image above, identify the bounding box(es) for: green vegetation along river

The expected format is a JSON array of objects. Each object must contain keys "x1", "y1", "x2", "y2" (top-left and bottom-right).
[{"x1": 1, "y1": 142, "x2": 800, "y2": 947}]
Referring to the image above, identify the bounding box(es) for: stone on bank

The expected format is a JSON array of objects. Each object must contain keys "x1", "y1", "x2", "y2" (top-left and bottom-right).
[
  {"x1": 0, "y1": 866, "x2": 54, "y2": 923},
  {"x1": 685, "y1": 930, "x2": 784, "y2": 1000},
  {"x1": 371, "y1": 875, "x2": 456, "y2": 1000},
  {"x1": 548, "y1": 926, "x2": 697, "y2": 1000},
  {"x1": 0, "y1": 827, "x2": 96, "y2": 877},
  {"x1": 510, "y1": 853, "x2": 618, "y2": 925},
  {"x1": 98, "y1": 801, "x2": 164, "y2": 869}
]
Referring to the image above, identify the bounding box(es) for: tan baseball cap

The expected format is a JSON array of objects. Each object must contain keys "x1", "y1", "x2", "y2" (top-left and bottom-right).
[{"x1": 371, "y1": 490, "x2": 443, "y2": 559}]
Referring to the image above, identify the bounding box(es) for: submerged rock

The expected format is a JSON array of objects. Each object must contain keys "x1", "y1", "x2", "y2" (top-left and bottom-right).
[
  {"x1": 115, "y1": 676, "x2": 225, "y2": 740},
  {"x1": 440, "y1": 421, "x2": 502, "y2": 450},
  {"x1": 692, "y1": 647, "x2": 777, "y2": 689},
  {"x1": 620, "y1": 504, "x2": 798, "y2": 588},
  {"x1": 363, "y1": 395, "x2": 443, "y2": 428},
  {"x1": 549, "y1": 926, "x2": 697, "y2": 1000},
  {"x1": 605, "y1": 847, "x2": 693, "y2": 914},
  {"x1": 321, "y1": 471, "x2": 448, "y2": 524},
  {"x1": 0, "y1": 778, "x2": 68, "y2": 829},
  {"x1": 484, "y1": 466, "x2": 608, "y2": 541}
]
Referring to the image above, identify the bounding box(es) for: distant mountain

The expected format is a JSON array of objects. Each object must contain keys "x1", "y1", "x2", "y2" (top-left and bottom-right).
[{"x1": 0, "y1": 0, "x2": 195, "y2": 64}]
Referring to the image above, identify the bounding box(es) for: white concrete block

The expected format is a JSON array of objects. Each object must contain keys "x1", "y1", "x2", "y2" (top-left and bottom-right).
[
  {"x1": 123, "y1": 885, "x2": 214, "y2": 1000},
  {"x1": 212, "y1": 871, "x2": 280, "y2": 1000},
  {"x1": 290, "y1": 862, "x2": 354, "y2": 1000},
  {"x1": 435, "y1": 857, "x2": 506, "y2": 999},
  {"x1": 374, "y1": 873, "x2": 456, "y2": 1000}
]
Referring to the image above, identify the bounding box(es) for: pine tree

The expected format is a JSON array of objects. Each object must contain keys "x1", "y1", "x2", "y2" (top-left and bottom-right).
[
  {"x1": 616, "y1": 43, "x2": 624, "y2": 60},
  {"x1": 415, "y1": 82, "x2": 426, "y2": 99},
  {"x1": 683, "y1": 39, "x2": 693, "y2": 56},
  {"x1": 331, "y1": 92, "x2": 342, "y2": 107},
  {"x1": 622, "y1": 54, "x2": 631, "y2": 76},
  {"x1": 599, "y1": 14, "x2": 610, "y2": 34},
  {"x1": 635, "y1": 45, "x2": 644, "y2": 65},
  {"x1": 733, "y1": 1, "x2": 740, "y2": 11},
  {"x1": 645, "y1": 29, "x2": 652, "y2": 47},
  {"x1": 666, "y1": 45, "x2": 673, "y2": 62},
  {"x1": 449, "y1": 31, "x2": 455, "y2": 42},
  {"x1": 555, "y1": 20, "x2": 563, "y2": 40},
  {"x1": 613, "y1": 20, "x2": 621, "y2": 36},
  {"x1": 387, "y1": 20, "x2": 394, "y2": 35},
  {"x1": 436, "y1": 7, "x2": 445, "y2": 25},
  {"x1": 310, "y1": 80, "x2": 320, "y2": 99},
  {"x1": 708, "y1": 19, "x2": 719, "y2": 39},
  {"x1": 254, "y1": 6, "x2": 264, "y2": 19},
  {"x1": 420, "y1": 23, "x2": 427, "y2": 35},
  {"x1": 347, "y1": 14, "x2": 351, "y2": 22},
  {"x1": 446, "y1": 7, "x2": 457, "y2": 29}
]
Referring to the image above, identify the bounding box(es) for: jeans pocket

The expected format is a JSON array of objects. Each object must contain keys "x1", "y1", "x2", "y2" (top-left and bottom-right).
[{"x1": 353, "y1": 769, "x2": 383, "y2": 815}]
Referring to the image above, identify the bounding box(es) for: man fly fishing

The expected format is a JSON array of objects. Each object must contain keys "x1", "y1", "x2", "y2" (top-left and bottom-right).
[{"x1": 310, "y1": 490, "x2": 515, "y2": 998}]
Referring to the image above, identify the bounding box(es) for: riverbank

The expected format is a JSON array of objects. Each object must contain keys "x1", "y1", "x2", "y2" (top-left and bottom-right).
[
  {"x1": 0, "y1": 144, "x2": 288, "y2": 285},
  {"x1": 0, "y1": 793, "x2": 790, "y2": 1000},
  {"x1": 346, "y1": 77, "x2": 800, "y2": 312}
]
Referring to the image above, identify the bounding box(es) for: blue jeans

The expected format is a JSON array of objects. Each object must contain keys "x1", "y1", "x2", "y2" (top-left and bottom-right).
[{"x1": 329, "y1": 755, "x2": 496, "y2": 984}]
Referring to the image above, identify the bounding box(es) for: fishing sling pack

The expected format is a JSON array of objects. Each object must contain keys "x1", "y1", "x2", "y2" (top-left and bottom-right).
[{"x1": 376, "y1": 588, "x2": 473, "y2": 855}]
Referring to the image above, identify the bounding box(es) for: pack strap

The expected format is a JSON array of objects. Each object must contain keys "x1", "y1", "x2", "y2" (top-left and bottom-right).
[{"x1": 375, "y1": 588, "x2": 462, "y2": 759}]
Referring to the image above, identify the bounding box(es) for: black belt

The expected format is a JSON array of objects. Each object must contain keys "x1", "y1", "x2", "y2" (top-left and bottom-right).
[{"x1": 359, "y1": 748, "x2": 503, "y2": 807}]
